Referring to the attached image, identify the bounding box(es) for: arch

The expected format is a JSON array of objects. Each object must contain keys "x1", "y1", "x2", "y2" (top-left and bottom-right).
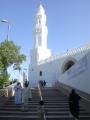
[{"x1": 61, "y1": 57, "x2": 77, "y2": 73}]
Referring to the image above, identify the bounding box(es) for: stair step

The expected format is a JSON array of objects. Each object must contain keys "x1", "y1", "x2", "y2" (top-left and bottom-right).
[
  {"x1": 0, "y1": 108, "x2": 38, "y2": 111},
  {"x1": 46, "y1": 115, "x2": 90, "y2": 120},
  {"x1": 0, "y1": 87, "x2": 90, "y2": 120},
  {"x1": 0, "y1": 115, "x2": 38, "y2": 120},
  {"x1": 4, "y1": 103, "x2": 69, "y2": 106},
  {"x1": 0, "y1": 111, "x2": 37, "y2": 115}
]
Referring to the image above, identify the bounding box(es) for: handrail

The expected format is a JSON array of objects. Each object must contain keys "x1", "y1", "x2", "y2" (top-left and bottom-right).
[
  {"x1": 55, "y1": 80, "x2": 90, "y2": 102},
  {"x1": 38, "y1": 82, "x2": 46, "y2": 120},
  {"x1": 38, "y1": 83, "x2": 43, "y2": 100},
  {"x1": 80, "y1": 95, "x2": 90, "y2": 102}
]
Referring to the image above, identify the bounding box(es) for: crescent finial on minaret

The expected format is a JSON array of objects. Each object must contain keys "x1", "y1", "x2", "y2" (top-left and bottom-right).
[
  {"x1": 40, "y1": 0, "x2": 42, "y2": 4},
  {"x1": 40, "y1": 0, "x2": 44, "y2": 5}
]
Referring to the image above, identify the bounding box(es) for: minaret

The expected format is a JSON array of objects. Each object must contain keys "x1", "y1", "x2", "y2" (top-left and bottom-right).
[
  {"x1": 34, "y1": 2, "x2": 48, "y2": 48},
  {"x1": 30, "y1": 2, "x2": 52, "y2": 65}
]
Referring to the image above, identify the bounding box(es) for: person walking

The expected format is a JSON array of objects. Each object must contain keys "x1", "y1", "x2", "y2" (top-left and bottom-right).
[
  {"x1": 43, "y1": 80, "x2": 46, "y2": 87},
  {"x1": 39, "y1": 80, "x2": 44, "y2": 88},
  {"x1": 14, "y1": 82, "x2": 22, "y2": 105},
  {"x1": 69, "y1": 89, "x2": 81, "y2": 120},
  {"x1": 22, "y1": 81, "x2": 29, "y2": 111}
]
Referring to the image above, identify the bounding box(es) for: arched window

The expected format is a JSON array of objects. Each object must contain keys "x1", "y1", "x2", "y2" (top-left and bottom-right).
[{"x1": 62, "y1": 61, "x2": 75, "y2": 73}]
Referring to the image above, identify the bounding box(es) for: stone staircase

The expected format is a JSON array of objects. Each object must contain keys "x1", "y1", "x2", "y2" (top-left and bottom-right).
[
  {"x1": 41, "y1": 87, "x2": 90, "y2": 120},
  {"x1": 0, "y1": 87, "x2": 90, "y2": 120}
]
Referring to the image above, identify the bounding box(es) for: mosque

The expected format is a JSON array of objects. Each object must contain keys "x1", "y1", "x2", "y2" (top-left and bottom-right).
[
  {"x1": 0, "y1": 2, "x2": 90, "y2": 120},
  {"x1": 28, "y1": 2, "x2": 90, "y2": 97}
]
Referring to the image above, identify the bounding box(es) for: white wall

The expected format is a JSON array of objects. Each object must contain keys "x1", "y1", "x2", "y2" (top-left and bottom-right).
[
  {"x1": 29, "y1": 48, "x2": 89, "y2": 87},
  {"x1": 59, "y1": 52, "x2": 90, "y2": 94}
]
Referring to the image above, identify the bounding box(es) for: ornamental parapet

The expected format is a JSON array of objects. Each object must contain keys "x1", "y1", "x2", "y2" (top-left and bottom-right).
[{"x1": 38, "y1": 42, "x2": 90, "y2": 65}]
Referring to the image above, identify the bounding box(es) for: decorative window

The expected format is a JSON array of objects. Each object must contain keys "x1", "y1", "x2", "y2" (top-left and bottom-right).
[
  {"x1": 31, "y1": 68, "x2": 34, "y2": 71},
  {"x1": 39, "y1": 71, "x2": 42, "y2": 76},
  {"x1": 62, "y1": 61, "x2": 75, "y2": 73},
  {"x1": 38, "y1": 15, "x2": 41, "y2": 19},
  {"x1": 35, "y1": 28, "x2": 41, "y2": 33}
]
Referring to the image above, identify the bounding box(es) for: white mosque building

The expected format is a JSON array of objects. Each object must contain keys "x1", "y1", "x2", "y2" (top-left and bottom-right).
[{"x1": 28, "y1": 3, "x2": 90, "y2": 97}]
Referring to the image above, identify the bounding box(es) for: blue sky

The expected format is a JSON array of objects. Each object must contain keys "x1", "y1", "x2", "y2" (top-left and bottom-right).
[{"x1": 0, "y1": 0, "x2": 90, "y2": 79}]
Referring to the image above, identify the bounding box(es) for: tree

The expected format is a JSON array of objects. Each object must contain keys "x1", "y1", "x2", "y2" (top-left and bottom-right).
[{"x1": 0, "y1": 40, "x2": 26, "y2": 88}]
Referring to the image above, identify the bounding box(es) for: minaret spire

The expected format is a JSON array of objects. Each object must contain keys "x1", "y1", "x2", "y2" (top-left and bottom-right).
[
  {"x1": 30, "y1": 0, "x2": 51, "y2": 64},
  {"x1": 34, "y1": 1, "x2": 48, "y2": 48},
  {"x1": 40, "y1": 0, "x2": 44, "y2": 8},
  {"x1": 40, "y1": 0, "x2": 43, "y2": 5},
  {"x1": 40, "y1": 0, "x2": 42, "y2": 4}
]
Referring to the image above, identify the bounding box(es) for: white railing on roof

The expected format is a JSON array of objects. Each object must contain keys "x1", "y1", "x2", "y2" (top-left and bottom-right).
[{"x1": 38, "y1": 42, "x2": 90, "y2": 65}]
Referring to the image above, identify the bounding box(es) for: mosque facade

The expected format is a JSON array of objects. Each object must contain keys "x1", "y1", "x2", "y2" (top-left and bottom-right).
[{"x1": 28, "y1": 3, "x2": 90, "y2": 95}]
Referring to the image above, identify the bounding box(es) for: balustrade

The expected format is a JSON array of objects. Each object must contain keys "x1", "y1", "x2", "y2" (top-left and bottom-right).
[{"x1": 37, "y1": 42, "x2": 90, "y2": 65}]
